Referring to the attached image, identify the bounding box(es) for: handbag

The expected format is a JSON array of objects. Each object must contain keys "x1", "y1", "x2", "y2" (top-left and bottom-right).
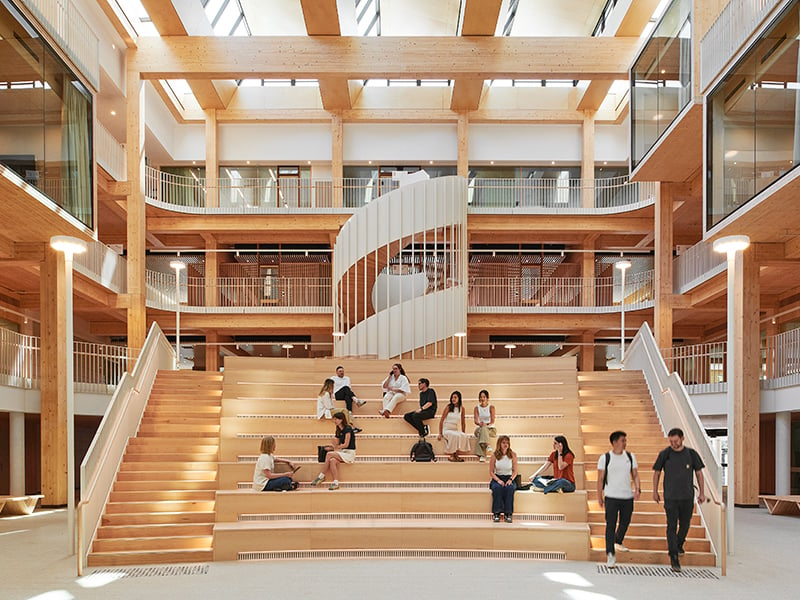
[
  {"x1": 513, "y1": 474, "x2": 532, "y2": 491},
  {"x1": 317, "y1": 445, "x2": 328, "y2": 462}
]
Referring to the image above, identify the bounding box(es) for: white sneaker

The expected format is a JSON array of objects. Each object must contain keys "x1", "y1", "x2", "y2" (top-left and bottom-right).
[
  {"x1": 486, "y1": 446, "x2": 492, "y2": 453},
  {"x1": 479, "y1": 456, "x2": 486, "y2": 462},
  {"x1": 615, "y1": 543, "x2": 629, "y2": 552},
  {"x1": 355, "y1": 397, "x2": 366, "y2": 406},
  {"x1": 606, "y1": 552, "x2": 616, "y2": 568}
]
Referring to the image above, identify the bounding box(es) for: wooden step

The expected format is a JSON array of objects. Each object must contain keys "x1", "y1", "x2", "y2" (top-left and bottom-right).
[
  {"x1": 96, "y1": 523, "x2": 214, "y2": 538},
  {"x1": 114, "y1": 480, "x2": 218, "y2": 492},
  {"x1": 587, "y1": 511, "x2": 701, "y2": 525},
  {"x1": 93, "y1": 535, "x2": 213, "y2": 553},
  {"x1": 116, "y1": 471, "x2": 218, "y2": 482},
  {"x1": 104, "y1": 500, "x2": 216, "y2": 514},
  {"x1": 87, "y1": 548, "x2": 214, "y2": 567},
  {"x1": 109, "y1": 489, "x2": 217, "y2": 502},
  {"x1": 588, "y1": 548, "x2": 716, "y2": 567},
  {"x1": 101, "y1": 511, "x2": 217, "y2": 526},
  {"x1": 213, "y1": 519, "x2": 590, "y2": 561},
  {"x1": 589, "y1": 535, "x2": 710, "y2": 552}
]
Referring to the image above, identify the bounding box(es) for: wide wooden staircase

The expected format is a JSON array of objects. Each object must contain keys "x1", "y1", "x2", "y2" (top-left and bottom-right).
[
  {"x1": 578, "y1": 370, "x2": 715, "y2": 567},
  {"x1": 213, "y1": 357, "x2": 590, "y2": 561},
  {"x1": 88, "y1": 370, "x2": 223, "y2": 566}
]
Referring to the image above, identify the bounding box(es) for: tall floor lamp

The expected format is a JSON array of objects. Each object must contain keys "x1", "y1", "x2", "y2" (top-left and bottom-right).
[
  {"x1": 170, "y1": 261, "x2": 186, "y2": 369},
  {"x1": 50, "y1": 235, "x2": 88, "y2": 554},
  {"x1": 615, "y1": 259, "x2": 632, "y2": 363},
  {"x1": 712, "y1": 234, "x2": 750, "y2": 555}
]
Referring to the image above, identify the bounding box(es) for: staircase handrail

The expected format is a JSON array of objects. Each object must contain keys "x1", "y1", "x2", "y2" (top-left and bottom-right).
[
  {"x1": 624, "y1": 322, "x2": 726, "y2": 568},
  {"x1": 76, "y1": 322, "x2": 174, "y2": 574}
]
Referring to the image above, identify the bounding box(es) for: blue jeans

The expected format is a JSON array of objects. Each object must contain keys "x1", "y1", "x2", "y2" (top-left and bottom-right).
[
  {"x1": 533, "y1": 476, "x2": 575, "y2": 494},
  {"x1": 490, "y1": 475, "x2": 516, "y2": 515},
  {"x1": 263, "y1": 476, "x2": 293, "y2": 491}
]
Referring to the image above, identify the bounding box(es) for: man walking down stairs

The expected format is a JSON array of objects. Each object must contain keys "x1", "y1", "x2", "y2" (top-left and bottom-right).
[
  {"x1": 578, "y1": 370, "x2": 715, "y2": 567},
  {"x1": 88, "y1": 370, "x2": 223, "y2": 566}
]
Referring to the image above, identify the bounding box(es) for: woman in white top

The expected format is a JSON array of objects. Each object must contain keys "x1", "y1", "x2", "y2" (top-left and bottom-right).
[
  {"x1": 438, "y1": 390, "x2": 473, "y2": 462},
  {"x1": 317, "y1": 378, "x2": 335, "y2": 420},
  {"x1": 252, "y1": 436, "x2": 300, "y2": 492},
  {"x1": 379, "y1": 363, "x2": 411, "y2": 418},
  {"x1": 473, "y1": 389, "x2": 497, "y2": 461},
  {"x1": 489, "y1": 435, "x2": 518, "y2": 522}
]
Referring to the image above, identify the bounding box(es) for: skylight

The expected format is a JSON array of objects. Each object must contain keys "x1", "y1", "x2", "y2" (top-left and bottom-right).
[
  {"x1": 356, "y1": 0, "x2": 381, "y2": 36},
  {"x1": 113, "y1": 0, "x2": 158, "y2": 36},
  {"x1": 202, "y1": 0, "x2": 251, "y2": 36}
]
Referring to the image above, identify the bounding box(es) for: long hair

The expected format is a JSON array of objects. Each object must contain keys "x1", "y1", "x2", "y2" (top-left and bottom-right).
[
  {"x1": 259, "y1": 435, "x2": 275, "y2": 455},
  {"x1": 494, "y1": 435, "x2": 513, "y2": 460},
  {"x1": 444, "y1": 390, "x2": 462, "y2": 414},
  {"x1": 393, "y1": 363, "x2": 406, "y2": 377},
  {"x1": 554, "y1": 435, "x2": 573, "y2": 457},
  {"x1": 478, "y1": 389, "x2": 490, "y2": 401},
  {"x1": 319, "y1": 378, "x2": 334, "y2": 396},
  {"x1": 333, "y1": 410, "x2": 351, "y2": 434}
]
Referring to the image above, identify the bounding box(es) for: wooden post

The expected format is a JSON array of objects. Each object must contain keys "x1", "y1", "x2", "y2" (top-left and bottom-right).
[
  {"x1": 654, "y1": 183, "x2": 673, "y2": 349},
  {"x1": 205, "y1": 238, "x2": 219, "y2": 308},
  {"x1": 39, "y1": 249, "x2": 68, "y2": 506},
  {"x1": 457, "y1": 113, "x2": 469, "y2": 179},
  {"x1": 205, "y1": 330, "x2": 220, "y2": 372},
  {"x1": 126, "y1": 59, "x2": 147, "y2": 353},
  {"x1": 581, "y1": 111, "x2": 595, "y2": 208},
  {"x1": 331, "y1": 112, "x2": 343, "y2": 208},
  {"x1": 732, "y1": 247, "x2": 760, "y2": 506},
  {"x1": 205, "y1": 108, "x2": 219, "y2": 208},
  {"x1": 579, "y1": 332, "x2": 595, "y2": 372}
]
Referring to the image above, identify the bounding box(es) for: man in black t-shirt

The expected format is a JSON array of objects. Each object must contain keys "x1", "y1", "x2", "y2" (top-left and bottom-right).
[
  {"x1": 652, "y1": 427, "x2": 706, "y2": 573},
  {"x1": 403, "y1": 378, "x2": 438, "y2": 437}
]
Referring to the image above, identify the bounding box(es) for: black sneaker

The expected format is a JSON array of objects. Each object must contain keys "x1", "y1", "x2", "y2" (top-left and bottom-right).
[
  {"x1": 423, "y1": 425, "x2": 429, "y2": 437},
  {"x1": 352, "y1": 427, "x2": 363, "y2": 434},
  {"x1": 492, "y1": 513, "x2": 500, "y2": 523},
  {"x1": 678, "y1": 546, "x2": 685, "y2": 556},
  {"x1": 504, "y1": 514, "x2": 513, "y2": 523},
  {"x1": 670, "y1": 555, "x2": 682, "y2": 573}
]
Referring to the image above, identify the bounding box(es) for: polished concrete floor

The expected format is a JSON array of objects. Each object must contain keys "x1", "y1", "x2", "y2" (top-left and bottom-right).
[{"x1": 1, "y1": 506, "x2": 797, "y2": 600}]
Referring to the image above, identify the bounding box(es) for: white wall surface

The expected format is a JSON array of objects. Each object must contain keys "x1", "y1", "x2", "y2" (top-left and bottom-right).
[
  {"x1": 469, "y1": 124, "x2": 582, "y2": 162},
  {"x1": 343, "y1": 123, "x2": 458, "y2": 162},
  {"x1": 218, "y1": 124, "x2": 332, "y2": 163},
  {"x1": 596, "y1": 122, "x2": 630, "y2": 163}
]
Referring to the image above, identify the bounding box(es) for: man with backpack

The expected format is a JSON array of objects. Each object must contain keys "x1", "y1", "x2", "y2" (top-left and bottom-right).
[
  {"x1": 652, "y1": 427, "x2": 705, "y2": 573},
  {"x1": 597, "y1": 430, "x2": 641, "y2": 569}
]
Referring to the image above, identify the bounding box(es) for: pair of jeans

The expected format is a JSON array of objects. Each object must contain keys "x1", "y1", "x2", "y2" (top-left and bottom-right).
[
  {"x1": 403, "y1": 408, "x2": 437, "y2": 436},
  {"x1": 664, "y1": 498, "x2": 694, "y2": 557},
  {"x1": 335, "y1": 386, "x2": 357, "y2": 412},
  {"x1": 604, "y1": 496, "x2": 634, "y2": 555},
  {"x1": 263, "y1": 476, "x2": 293, "y2": 491},
  {"x1": 533, "y1": 476, "x2": 575, "y2": 494},
  {"x1": 490, "y1": 475, "x2": 516, "y2": 515}
]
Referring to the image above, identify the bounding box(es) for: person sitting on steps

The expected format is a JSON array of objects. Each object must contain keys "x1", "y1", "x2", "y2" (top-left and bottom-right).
[
  {"x1": 252, "y1": 435, "x2": 300, "y2": 491},
  {"x1": 311, "y1": 411, "x2": 357, "y2": 491},
  {"x1": 473, "y1": 389, "x2": 496, "y2": 462},
  {"x1": 379, "y1": 363, "x2": 410, "y2": 418},
  {"x1": 529, "y1": 435, "x2": 576, "y2": 494},
  {"x1": 403, "y1": 377, "x2": 438, "y2": 437},
  {"x1": 438, "y1": 390, "x2": 473, "y2": 462}
]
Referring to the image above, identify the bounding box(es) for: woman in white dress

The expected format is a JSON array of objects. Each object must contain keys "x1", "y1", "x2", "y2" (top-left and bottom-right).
[
  {"x1": 316, "y1": 378, "x2": 335, "y2": 420},
  {"x1": 473, "y1": 389, "x2": 496, "y2": 461},
  {"x1": 379, "y1": 363, "x2": 411, "y2": 418},
  {"x1": 438, "y1": 390, "x2": 473, "y2": 462}
]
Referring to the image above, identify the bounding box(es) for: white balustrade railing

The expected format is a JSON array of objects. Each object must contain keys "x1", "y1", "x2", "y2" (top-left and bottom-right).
[
  {"x1": 763, "y1": 328, "x2": 800, "y2": 388},
  {"x1": 18, "y1": 0, "x2": 100, "y2": 89},
  {"x1": 95, "y1": 123, "x2": 126, "y2": 182},
  {"x1": 662, "y1": 341, "x2": 728, "y2": 394},
  {"x1": 73, "y1": 239, "x2": 127, "y2": 293},
  {"x1": 143, "y1": 167, "x2": 656, "y2": 214},
  {"x1": 469, "y1": 271, "x2": 654, "y2": 311},
  {"x1": 467, "y1": 176, "x2": 657, "y2": 211},
  {"x1": 187, "y1": 276, "x2": 332, "y2": 309},
  {"x1": 701, "y1": 0, "x2": 782, "y2": 91},
  {"x1": 0, "y1": 328, "x2": 39, "y2": 388},
  {"x1": 0, "y1": 328, "x2": 133, "y2": 391},
  {"x1": 673, "y1": 239, "x2": 727, "y2": 294}
]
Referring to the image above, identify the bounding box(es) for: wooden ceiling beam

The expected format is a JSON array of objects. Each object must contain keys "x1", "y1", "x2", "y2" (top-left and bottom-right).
[
  {"x1": 130, "y1": 36, "x2": 641, "y2": 80},
  {"x1": 450, "y1": 0, "x2": 502, "y2": 111}
]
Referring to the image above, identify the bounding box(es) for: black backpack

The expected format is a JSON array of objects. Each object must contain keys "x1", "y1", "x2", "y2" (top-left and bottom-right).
[{"x1": 410, "y1": 439, "x2": 436, "y2": 462}]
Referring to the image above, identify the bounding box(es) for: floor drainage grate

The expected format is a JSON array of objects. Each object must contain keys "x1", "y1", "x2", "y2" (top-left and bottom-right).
[
  {"x1": 88, "y1": 564, "x2": 209, "y2": 578},
  {"x1": 239, "y1": 549, "x2": 566, "y2": 561},
  {"x1": 597, "y1": 565, "x2": 718, "y2": 579}
]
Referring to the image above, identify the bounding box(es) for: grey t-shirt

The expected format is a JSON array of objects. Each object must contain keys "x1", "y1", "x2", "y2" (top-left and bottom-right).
[{"x1": 652, "y1": 446, "x2": 704, "y2": 500}]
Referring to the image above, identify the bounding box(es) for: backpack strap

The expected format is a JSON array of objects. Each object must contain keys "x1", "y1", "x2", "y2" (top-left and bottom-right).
[{"x1": 602, "y1": 451, "x2": 634, "y2": 488}]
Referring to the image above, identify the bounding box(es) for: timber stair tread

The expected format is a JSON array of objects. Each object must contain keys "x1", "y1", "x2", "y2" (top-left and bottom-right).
[{"x1": 87, "y1": 549, "x2": 214, "y2": 567}]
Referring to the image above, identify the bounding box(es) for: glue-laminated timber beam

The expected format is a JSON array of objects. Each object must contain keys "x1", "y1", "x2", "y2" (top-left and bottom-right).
[
  {"x1": 130, "y1": 36, "x2": 641, "y2": 80},
  {"x1": 467, "y1": 312, "x2": 651, "y2": 332},
  {"x1": 139, "y1": 0, "x2": 236, "y2": 110},
  {"x1": 450, "y1": 0, "x2": 502, "y2": 111},
  {"x1": 468, "y1": 214, "x2": 654, "y2": 235}
]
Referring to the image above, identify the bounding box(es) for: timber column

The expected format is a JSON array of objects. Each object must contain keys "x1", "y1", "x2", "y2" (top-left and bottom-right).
[
  {"x1": 205, "y1": 109, "x2": 219, "y2": 207},
  {"x1": 331, "y1": 112, "x2": 343, "y2": 208},
  {"x1": 39, "y1": 249, "x2": 68, "y2": 505},
  {"x1": 457, "y1": 113, "x2": 469, "y2": 179},
  {"x1": 654, "y1": 183, "x2": 673, "y2": 349},
  {"x1": 126, "y1": 59, "x2": 147, "y2": 352},
  {"x1": 581, "y1": 111, "x2": 595, "y2": 208}
]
